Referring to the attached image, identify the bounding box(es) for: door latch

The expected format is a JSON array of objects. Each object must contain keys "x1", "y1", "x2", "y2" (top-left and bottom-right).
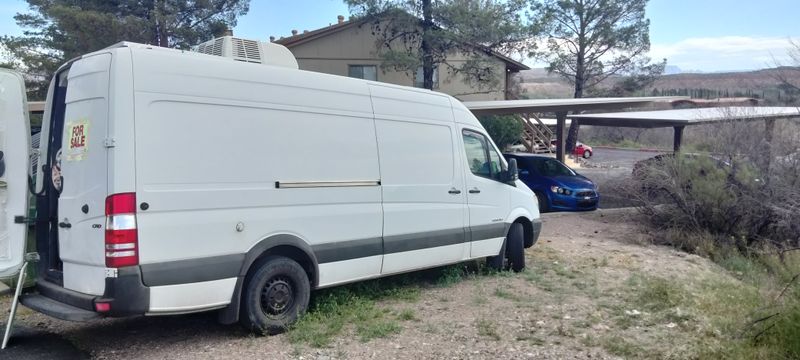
[{"x1": 13, "y1": 216, "x2": 34, "y2": 224}]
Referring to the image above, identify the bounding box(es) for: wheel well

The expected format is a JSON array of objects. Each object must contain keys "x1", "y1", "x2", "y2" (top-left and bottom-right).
[{"x1": 250, "y1": 245, "x2": 317, "y2": 289}]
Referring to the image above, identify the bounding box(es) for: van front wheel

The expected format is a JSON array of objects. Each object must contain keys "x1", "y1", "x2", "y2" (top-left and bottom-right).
[
  {"x1": 240, "y1": 255, "x2": 310, "y2": 335},
  {"x1": 506, "y1": 223, "x2": 526, "y2": 272}
]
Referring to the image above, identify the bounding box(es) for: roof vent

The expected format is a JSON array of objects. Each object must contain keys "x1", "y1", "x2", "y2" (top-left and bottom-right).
[{"x1": 191, "y1": 36, "x2": 298, "y2": 69}]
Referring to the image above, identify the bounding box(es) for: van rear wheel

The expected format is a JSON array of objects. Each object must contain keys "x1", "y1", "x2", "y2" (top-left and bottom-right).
[{"x1": 240, "y1": 255, "x2": 310, "y2": 335}]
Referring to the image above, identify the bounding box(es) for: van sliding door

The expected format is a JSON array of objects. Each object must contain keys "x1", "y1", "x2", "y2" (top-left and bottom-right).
[{"x1": 370, "y1": 85, "x2": 468, "y2": 274}]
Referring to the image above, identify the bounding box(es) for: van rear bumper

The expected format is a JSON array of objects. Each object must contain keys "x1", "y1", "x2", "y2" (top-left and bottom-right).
[{"x1": 21, "y1": 266, "x2": 150, "y2": 321}]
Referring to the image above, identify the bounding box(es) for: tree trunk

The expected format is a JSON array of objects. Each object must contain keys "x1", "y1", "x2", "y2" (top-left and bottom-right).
[
  {"x1": 566, "y1": 53, "x2": 585, "y2": 153},
  {"x1": 421, "y1": 0, "x2": 434, "y2": 90},
  {"x1": 152, "y1": 0, "x2": 169, "y2": 47}
]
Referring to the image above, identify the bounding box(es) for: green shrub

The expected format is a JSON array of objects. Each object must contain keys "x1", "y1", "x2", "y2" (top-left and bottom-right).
[{"x1": 478, "y1": 115, "x2": 523, "y2": 151}]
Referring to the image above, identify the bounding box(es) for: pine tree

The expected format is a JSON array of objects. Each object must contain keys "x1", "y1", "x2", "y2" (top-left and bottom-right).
[
  {"x1": 2, "y1": 0, "x2": 250, "y2": 99},
  {"x1": 344, "y1": 0, "x2": 533, "y2": 92}
]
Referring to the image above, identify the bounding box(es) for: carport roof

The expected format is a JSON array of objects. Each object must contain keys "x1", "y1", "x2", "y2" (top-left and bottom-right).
[
  {"x1": 569, "y1": 106, "x2": 800, "y2": 128},
  {"x1": 462, "y1": 96, "x2": 685, "y2": 116}
]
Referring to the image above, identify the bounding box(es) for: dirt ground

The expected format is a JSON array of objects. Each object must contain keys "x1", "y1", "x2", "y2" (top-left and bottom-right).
[{"x1": 1, "y1": 209, "x2": 740, "y2": 359}]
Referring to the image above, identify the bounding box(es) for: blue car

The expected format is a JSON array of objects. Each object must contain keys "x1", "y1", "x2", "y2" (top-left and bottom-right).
[{"x1": 503, "y1": 153, "x2": 599, "y2": 212}]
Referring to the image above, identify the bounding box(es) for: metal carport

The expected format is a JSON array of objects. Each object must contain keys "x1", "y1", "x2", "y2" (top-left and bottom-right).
[
  {"x1": 569, "y1": 107, "x2": 800, "y2": 153},
  {"x1": 463, "y1": 97, "x2": 685, "y2": 162}
]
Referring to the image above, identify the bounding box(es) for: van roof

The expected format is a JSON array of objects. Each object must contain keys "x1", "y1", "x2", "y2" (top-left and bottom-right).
[{"x1": 98, "y1": 41, "x2": 455, "y2": 100}]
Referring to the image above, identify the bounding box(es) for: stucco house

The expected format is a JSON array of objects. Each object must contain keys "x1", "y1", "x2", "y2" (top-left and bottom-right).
[{"x1": 273, "y1": 15, "x2": 529, "y2": 101}]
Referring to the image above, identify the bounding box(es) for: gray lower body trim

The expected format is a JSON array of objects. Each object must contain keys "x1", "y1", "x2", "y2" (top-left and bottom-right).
[
  {"x1": 468, "y1": 223, "x2": 508, "y2": 242},
  {"x1": 313, "y1": 237, "x2": 383, "y2": 264},
  {"x1": 141, "y1": 222, "x2": 511, "y2": 286},
  {"x1": 140, "y1": 254, "x2": 245, "y2": 287},
  {"x1": 383, "y1": 227, "x2": 467, "y2": 254}
]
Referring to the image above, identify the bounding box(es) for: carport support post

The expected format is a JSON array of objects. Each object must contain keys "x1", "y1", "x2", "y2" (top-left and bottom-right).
[
  {"x1": 673, "y1": 126, "x2": 684, "y2": 152},
  {"x1": 765, "y1": 118, "x2": 775, "y2": 176},
  {"x1": 556, "y1": 111, "x2": 567, "y2": 162}
]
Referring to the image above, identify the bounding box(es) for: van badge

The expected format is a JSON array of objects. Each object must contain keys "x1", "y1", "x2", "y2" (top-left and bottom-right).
[{"x1": 92, "y1": 224, "x2": 102, "y2": 229}]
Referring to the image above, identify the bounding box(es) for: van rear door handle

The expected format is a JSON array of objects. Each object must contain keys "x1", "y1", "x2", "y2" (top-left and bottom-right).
[
  {"x1": 448, "y1": 188, "x2": 461, "y2": 194},
  {"x1": 58, "y1": 221, "x2": 71, "y2": 229},
  {"x1": 469, "y1": 188, "x2": 481, "y2": 194}
]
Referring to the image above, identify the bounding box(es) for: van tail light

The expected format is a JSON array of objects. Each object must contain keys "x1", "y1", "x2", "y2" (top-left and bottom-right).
[{"x1": 105, "y1": 193, "x2": 139, "y2": 268}]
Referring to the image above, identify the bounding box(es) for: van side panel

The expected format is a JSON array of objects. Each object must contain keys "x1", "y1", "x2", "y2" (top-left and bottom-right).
[
  {"x1": 130, "y1": 49, "x2": 384, "y2": 307},
  {"x1": 58, "y1": 53, "x2": 112, "y2": 295},
  {"x1": 369, "y1": 85, "x2": 469, "y2": 275}
]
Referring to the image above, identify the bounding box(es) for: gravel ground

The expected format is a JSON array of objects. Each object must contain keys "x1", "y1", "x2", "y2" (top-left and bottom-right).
[{"x1": 1, "y1": 209, "x2": 723, "y2": 359}]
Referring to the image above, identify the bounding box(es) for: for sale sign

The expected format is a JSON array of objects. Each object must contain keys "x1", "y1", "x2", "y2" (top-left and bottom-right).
[{"x1": 65, "y1": 119, "x2": 90, "y2": 161}]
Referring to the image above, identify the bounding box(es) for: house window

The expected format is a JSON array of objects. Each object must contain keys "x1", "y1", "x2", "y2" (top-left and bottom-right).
[
  {"x1": 348, "y1": 65, "x2": 377, "y2": 81},
  {"x1": 414, "y1": 66, "x2": 439, "y2": 88}
]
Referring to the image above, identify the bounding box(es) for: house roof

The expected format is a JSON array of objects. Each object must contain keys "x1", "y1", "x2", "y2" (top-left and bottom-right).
[{"x1": 274, "y1": 15, "x2": 530, "y2": 72}]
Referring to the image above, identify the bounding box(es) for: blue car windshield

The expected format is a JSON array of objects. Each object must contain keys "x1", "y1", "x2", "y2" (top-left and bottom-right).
[{"x1": 525, "y1": 158, "x2": 576, "y2": 177}]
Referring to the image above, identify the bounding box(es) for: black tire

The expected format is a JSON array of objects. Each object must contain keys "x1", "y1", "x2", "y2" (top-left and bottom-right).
[
  {"x1": 506, "y1": 223, "x2": 526, "y2": 272},
  {"x1": 240, "y1": 255, "x2": 310, "y2": 335},
  {"x1": 486, "y1": 238, "x2": 506, "y2": 271},
  {"x1": 535, "y1": 191, "x2": 548, "y2": 213},
  {"x1": 583, "y1": 150, "x2": 592, "y2": 159}
]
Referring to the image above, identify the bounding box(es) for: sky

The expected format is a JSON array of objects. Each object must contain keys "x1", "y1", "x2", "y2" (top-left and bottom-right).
[{"x1": 0, "y1": 0, "x2": 797, "y2": 72}]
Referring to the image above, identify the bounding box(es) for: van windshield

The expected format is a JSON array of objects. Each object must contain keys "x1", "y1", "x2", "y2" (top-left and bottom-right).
[{"x1": 524, "y1": 157, "x2": 576, "y2": 177}]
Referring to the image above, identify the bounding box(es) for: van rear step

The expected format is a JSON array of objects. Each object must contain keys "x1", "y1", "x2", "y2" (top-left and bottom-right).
[{"x1": 19, "y1": 294, "x2": 101, "y2": 322}]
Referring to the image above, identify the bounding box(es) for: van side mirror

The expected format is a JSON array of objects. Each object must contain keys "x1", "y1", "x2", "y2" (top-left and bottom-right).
[{"x1": 503, "y1": 158, "x2": 519, "y2": 185}]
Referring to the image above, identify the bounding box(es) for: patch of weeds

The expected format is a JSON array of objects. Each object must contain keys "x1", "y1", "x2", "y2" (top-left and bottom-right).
[
  {"x1": 291, "y1": 345, "x2": 303, "y2": 357},
  {"x1": 437, "y1": 264, "x2": 465, "y2": 286},
  {"x1": 288, "y1": 274, "x2": 423, "y2": 347},
  {"x1": 422, "y1": 322, "x2": 438, "y2": 334},
  {"x1": 599, "y1": 335, "x2": 645, "y2": 358},
  {"x1": 573, "y1": 319, "x2": 592, "y2": 329},
  {"x1": 493, "y1": 287, "x2": 518, "y2": 300},
  {"x1": 522, "y1": 269, "x2": 556, "y2": 292},
  {"x1": 554, "y1": 320, "x2": 574, "y2": 338},
  {"x1": 717, "y1": 253, "x2": 769, "y2": 283},
  {"x1": 396, "y1": 308, "x2": 417, "y2": 321},
  {"x1": 553, "y1": 263, "x2": 580, "y2": 279},
  {"x1": 613, "y1": 312, "x2": 638, "y2": 330},
  {"x1": 475, "y1": 318, "x2": 501, "y2": 341},
  {"x1": 515, "y1": 331, "x2": 546, "y2": 346},
  {"x1": 473, "y1": 294, "x2": 488, "y2": 305},
  {"x1": 663, "y1": 307, "x2": 694, "y2": 325},
  {"x1": 356, "y1": 319, "x2": 402, "y2": 342},
  {"x1": 599, "y1": 256, "x2": 609, "y2": 267},
  {"x1": 627, "y1": 274, "x2": 687, "y2": 312}
]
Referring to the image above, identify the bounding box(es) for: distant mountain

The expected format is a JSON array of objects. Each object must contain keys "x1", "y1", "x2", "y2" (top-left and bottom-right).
[
  {"x1": 664, "y1": 65, "x2": 683, "y2": 75},
  {"x1": 515, "y1": 67, "x2": 800, "y2": 104},
  {"x1": 652, "y1": 67, "x2": 799, "y2": 91}
]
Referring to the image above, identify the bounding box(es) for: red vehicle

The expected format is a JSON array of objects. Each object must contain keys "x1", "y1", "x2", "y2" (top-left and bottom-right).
[{"x1": 550, "y1": 140, "x2": 593, "y2": 159}]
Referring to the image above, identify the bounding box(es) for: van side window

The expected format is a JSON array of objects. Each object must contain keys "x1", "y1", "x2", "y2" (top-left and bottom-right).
[{"x1": 462, "y1": 130, "x2": 504, "y2": 180}]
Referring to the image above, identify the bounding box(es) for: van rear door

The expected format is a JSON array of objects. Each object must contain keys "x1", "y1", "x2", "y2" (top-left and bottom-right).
[
  {"x1": 57, "y1": 54, "x2": 111, "y2": 295},
  {"x1": 0, "y1": 69, "x2": 31, "y2": 278}
]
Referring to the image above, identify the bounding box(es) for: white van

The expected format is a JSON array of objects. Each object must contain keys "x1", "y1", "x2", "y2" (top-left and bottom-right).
[{"x1": 0, "y1": 40, "x2": 541, "y2": 334}]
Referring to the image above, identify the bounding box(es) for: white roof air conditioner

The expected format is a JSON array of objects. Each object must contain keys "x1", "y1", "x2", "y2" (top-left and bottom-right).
[{"x1": 192, "y1": 36, "x2": 298, "y2": 69}]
